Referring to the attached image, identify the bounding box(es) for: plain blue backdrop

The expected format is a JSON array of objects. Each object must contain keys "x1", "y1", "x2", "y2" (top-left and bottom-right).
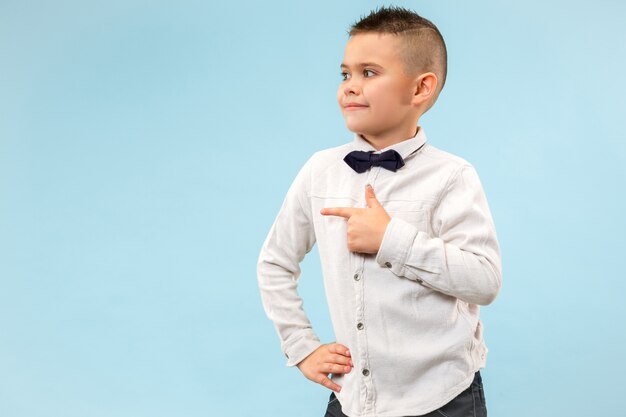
[{"x1": 1, "y1": 1, "x2": 625, "y2": 416}]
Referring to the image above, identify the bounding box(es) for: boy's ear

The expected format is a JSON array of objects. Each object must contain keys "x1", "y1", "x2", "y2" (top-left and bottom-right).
[{"x1": 412, "y1": 72, "x2": 438, "y2": 106}]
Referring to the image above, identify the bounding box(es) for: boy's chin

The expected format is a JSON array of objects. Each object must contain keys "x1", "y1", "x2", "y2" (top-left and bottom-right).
[
  {"x1": 344, "y1": 121, "x2": 372, "y2": 136},
  {"x1": 346, "y1": 127, "x2": 378, "y2": 140},
  {"x1": 345, "y1": 126, "x2": 367, "y2": 137}
]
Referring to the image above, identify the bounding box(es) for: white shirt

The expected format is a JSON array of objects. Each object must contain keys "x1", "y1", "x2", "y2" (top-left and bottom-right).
[{"x1": 257, "y1": 127, "x2": 502, "y2": 417}]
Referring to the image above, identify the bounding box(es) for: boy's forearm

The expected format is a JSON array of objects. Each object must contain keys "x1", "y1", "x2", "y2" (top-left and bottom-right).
[
  {"x1": 257, "y1": 250, "x2": 323, "y2": 365},
  {"x1": 376, "y1": 218, "x2": 501, "y2": 305}
]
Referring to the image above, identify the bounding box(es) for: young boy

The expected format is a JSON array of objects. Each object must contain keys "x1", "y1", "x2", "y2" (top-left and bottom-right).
[{"x1": 258, "y1": 7, "x2": 501, "y2": 417}]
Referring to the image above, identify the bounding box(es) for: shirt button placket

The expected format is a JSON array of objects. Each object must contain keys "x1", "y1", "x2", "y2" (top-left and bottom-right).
[
  {"x1": 352, "y1": 259, "x2": 368, "y2": 407},
  {"x1": 357, "y1": 167, "x2": 379, "y2": 412}
]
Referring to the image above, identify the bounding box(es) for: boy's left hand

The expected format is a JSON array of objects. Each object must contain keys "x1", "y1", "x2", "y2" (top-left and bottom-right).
[{"x1": 321, "y1": 185, "x2": 390, "y2": 254}]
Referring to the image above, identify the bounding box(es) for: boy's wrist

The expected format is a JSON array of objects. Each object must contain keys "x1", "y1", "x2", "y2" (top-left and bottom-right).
[
  {"x1": 375, "y1": 217, "x2": 417, "y2": 272},
  {"x1": 283, "y1": 334, "x2": 322, "y2": 367}
]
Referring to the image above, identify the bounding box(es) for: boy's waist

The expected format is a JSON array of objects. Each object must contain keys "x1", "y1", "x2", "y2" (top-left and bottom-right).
[{"x1": 331, "y1": 345, "x2": 486, "y2": 417}]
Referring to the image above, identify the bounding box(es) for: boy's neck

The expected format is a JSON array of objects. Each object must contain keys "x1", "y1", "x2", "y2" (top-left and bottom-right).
[{"x1": 359, "y1": 124, "x2": 420, "y2": 151}]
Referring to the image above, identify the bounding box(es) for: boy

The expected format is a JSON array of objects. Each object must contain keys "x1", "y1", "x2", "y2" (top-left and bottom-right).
[{"x1": 258, "y1": 6, "x2": 501, "y2": 417}]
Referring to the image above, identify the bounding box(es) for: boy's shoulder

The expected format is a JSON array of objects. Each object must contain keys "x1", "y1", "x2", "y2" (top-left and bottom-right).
[{"x1": 421, "y1": 143, "x2": 474, "y2": 170}]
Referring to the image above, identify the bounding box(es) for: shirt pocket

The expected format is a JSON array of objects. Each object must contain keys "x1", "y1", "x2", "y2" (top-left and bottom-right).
[{"x1": 383, "y1": 200, "x2": 431, "y2": 234}]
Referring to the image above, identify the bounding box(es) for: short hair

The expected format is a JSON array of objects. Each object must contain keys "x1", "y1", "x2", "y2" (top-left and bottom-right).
[{"x1": 349, "y1": 6, "x2": 448, "y2": 100}]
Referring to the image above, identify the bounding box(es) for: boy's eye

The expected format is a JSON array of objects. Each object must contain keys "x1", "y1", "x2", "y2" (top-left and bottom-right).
[
  {"x1": 363, "y1": 69, "x2": 376, "y2": 77},
  {"x1": 340, "y1": 72, "x2": 350, "y2": 81}
]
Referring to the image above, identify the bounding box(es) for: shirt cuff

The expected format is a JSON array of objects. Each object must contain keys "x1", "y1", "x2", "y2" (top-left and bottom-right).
[
  {"x1": 376, "y1": 217, "x2": 418, "y2": 276},
  {"x1": 283, "y1": 330, "x2": 322, "y2": 367},
  {"x1": 376, "y1": 217, "x2": 443, "y2": 281}
]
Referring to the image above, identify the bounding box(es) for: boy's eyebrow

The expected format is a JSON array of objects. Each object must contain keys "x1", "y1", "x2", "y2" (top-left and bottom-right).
[{"x1": 340, "y1": 62, "x2": 384, "y2": 70}]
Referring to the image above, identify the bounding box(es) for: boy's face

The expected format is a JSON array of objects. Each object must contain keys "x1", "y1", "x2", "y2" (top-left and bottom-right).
[{"x1": 338, "y1": 33, "x2": 419, "y2": 142}]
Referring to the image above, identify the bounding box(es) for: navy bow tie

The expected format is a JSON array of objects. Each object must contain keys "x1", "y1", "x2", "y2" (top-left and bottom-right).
[{"x1": 344, "y1": 149, "x2": 405, "y2": 173}]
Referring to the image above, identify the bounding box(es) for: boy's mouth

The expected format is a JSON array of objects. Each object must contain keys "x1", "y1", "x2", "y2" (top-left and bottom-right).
[{"x1": 343, "y1": 103, "x2": 369, "y2": 111}]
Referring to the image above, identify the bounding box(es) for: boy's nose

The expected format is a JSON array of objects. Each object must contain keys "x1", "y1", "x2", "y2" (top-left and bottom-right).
[
  {"x1": 344, "y1": 80, "x2": 361, "y2": 96},
  {"x1": 343, "y1": 79, "x2": 361, "y2": 96}
]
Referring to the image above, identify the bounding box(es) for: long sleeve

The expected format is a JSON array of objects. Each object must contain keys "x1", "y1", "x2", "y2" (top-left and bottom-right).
[
  {"x1": 375, "y1": 164, "x2": 502, "y2": 305},
  {"x1": 257, "y1": 157, "x2": 321, "y2": 366}
]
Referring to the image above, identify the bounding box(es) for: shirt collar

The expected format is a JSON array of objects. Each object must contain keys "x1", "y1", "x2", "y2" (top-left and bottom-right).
[{"x1": 352, "y1": 126, "x2": 427, "y2": 160}]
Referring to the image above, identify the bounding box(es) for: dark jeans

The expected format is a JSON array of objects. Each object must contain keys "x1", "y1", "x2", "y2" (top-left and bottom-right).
[{"x1": 324, "y1": 372, "x2": 487, "y2": 417}]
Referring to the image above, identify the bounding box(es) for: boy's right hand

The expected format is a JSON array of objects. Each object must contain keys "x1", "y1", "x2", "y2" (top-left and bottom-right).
[{"x1": 296, "y1": 343, "x2": 353, "y2": 393}]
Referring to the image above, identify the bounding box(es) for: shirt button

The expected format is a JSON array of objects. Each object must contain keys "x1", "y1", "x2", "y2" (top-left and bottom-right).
[
  {"x1": 353, "y1": 273, "x2": 360, "y2": 281},
  {"x1": 357, "y1": 322, "x2": 364, "y2": 330},
  {"x1": 362, "y1": 369, "x2": 370, "y2": 376},
  {"x1": 384, "y1": 262, "x2": 392, "y2": 268}
]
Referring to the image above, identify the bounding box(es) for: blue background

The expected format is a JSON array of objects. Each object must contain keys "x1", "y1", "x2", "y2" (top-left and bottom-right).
[{"x1": 1, "y1": 1, "x2": 625, "y2": 416}]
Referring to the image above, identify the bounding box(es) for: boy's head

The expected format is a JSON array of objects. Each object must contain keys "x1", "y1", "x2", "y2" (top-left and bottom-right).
[
  {"x1": 338, "y1": 7, "x2": 447, "y2": 145},
  {"x1": 349, "y1": 7, "x2": 447, "y2": 98}
]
